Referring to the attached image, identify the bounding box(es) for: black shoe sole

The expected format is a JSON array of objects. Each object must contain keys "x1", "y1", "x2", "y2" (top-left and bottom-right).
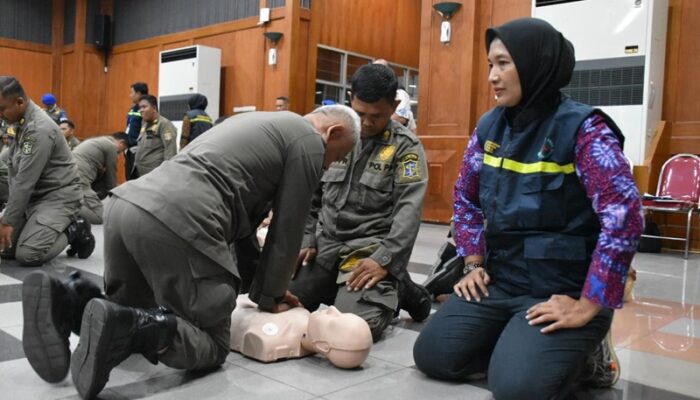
[
  {"x1": 71, "y1": 299, "x2": 132, "y2": 399},
  {"x1": 22, "y1": 271, "x2": 70, "y2": 383}
]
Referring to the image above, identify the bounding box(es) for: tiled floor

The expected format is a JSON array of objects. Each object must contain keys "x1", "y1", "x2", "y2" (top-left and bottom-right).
[{"x1": 0, "y1": 223, "x2": 699, "y2": 399}]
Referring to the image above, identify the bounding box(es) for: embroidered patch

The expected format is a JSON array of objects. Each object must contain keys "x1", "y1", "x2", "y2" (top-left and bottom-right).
[
  {"x1": 21, "y1": 139, "x2": 34, "y2": 155},
  {"x1": 382, "y1": 130, "x2": 391, "y2": 141},
  {"x1": 6, "y1": 126, "x2": 15, "y2": 137},
  {"x1": 378, "y1": 145, "x2": 396, "y2": 161},
  {"x1": 399, "y1": 153, "x2": 421, "y2": 182},
  {"x1": 163, "y1": 130, "x2": 174, "y2": 142},
  {"x1": 484, "y1": 140, "x2": 500, "y2": 154},
  {"x1": 537, "y1": 138, "x2": 554, "y2": 160}
]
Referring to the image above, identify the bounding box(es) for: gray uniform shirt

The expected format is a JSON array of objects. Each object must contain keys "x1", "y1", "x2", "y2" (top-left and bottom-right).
[
  {"x1": 73, "y1": 136, "x2": 118, "y2": 190},
  {"x1": 1, "y1": 100, "x2": 81, "y2": 227},
  {"x1": 133, "y1": 115, "x2": 177, "y2": 175},
  {"x1": 112, "y1": 111, "x2": 326, "y2": 310},
  {"x1": 304, "y1": 120, "x2": 428, "y2": 279}
]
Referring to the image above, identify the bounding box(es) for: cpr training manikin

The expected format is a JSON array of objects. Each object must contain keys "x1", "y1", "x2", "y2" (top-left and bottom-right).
[{"x1": 230, "y1": 297, "x2": 373, "y2": 369}]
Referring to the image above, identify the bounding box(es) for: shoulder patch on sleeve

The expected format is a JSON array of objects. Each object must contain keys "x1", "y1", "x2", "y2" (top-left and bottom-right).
[
  {"x1": 398, "y1": 152, "x2": 422, "y2": 182},
  {"x1": 21, "y1": 137, "x2": 36, "y2": 155},
  {"x1": 162, "y1": 130, "x2": 174, "y2": 142}
]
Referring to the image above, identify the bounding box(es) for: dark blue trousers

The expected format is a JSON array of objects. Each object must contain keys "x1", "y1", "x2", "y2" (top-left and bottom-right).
[{"x1": 413, "y1": 285, "x2": 613, "y2": 400}]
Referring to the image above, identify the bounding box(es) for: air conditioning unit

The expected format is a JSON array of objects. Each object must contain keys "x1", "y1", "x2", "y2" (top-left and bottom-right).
[
  {"x1": 533, "y1": 0, "x2": 668, "y2": 165},
  {"x1": 158, "y1": 45, "x2": 221, "y2": 146}
]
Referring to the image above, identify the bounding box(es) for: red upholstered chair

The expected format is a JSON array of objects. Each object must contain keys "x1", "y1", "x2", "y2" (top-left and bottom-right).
[{"x1": 642, "y1": 154, "x2": 700, "y2": 258}]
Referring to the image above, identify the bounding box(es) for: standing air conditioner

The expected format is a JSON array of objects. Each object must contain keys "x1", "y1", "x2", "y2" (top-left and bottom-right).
[
  {"x1": 533, "y1": 0, "x2": 668, "y2": 165},
  {"x1": 158, "y1": 45, "x2": 221, "y2": 147}
]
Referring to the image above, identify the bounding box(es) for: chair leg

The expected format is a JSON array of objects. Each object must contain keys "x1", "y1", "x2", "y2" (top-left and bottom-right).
[{"x1": 684, "y1": 209, "x2": 692, "y2": 259}]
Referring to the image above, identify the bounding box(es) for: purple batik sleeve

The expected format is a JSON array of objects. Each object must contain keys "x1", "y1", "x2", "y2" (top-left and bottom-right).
[
  {"x1": 575, "y1": 114, "x2": 644, "y2": 309},
  {"x1": 453, "y1": 132, "x2": 486, "y2": 258}
]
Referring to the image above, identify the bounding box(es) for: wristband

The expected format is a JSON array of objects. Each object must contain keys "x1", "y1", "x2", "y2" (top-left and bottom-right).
[{"x1": 462, "y1": 262, "x2": 483, "y2": 276}]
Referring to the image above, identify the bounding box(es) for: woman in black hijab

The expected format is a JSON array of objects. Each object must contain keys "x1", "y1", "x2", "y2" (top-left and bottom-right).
[
  {"x1": 180, "y1": 93, "x2": 213, "y2": 149},
  {"x1": 413, "y1": 18, "x2": 643, "y2": 399}
]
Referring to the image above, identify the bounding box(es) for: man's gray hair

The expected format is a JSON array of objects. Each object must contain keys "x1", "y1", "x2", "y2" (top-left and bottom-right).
[{"x1": 311, "y1": 104, "x2": 361, "y2": 145}]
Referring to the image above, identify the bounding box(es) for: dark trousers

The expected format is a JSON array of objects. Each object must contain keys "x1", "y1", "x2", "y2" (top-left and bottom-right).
[
  {"x1": 103, "y1": 197, "x2": 238, "y2": 370},
  {"x1": 288, "y1": 263, "x2": 398, "y2": 341},
  {"x1": 413, "y1": 285, "x2": 612, "y2": 400}
]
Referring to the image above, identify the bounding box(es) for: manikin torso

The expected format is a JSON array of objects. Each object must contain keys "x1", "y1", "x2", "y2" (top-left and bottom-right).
[{"x1": 230, "y1": 296, "x2": 372, "y2": 368}]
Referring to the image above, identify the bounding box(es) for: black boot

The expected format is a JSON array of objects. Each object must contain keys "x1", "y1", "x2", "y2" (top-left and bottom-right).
[
  {"x1": 398, "y1": 275, "x2": 432, "y2": 322},
  {"x1": 65, "y1": 218, "x2": 95, "y2": 259},
  {"x1": 21, "y1": 270, "x2": 103, "y2": 383},
  {"x1": 71, "y1": 299, "x2": 177, "y2": 399},
  {"x1": 423, "y1": 242, "x2": 464, "y2": 296}
]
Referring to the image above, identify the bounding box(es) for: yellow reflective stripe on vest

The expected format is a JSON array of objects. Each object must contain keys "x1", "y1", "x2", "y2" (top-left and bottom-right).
[
  {"x1": 483, "y1": 153, "x2": 575, "y2": 174},
  {"x1": 190, "y1": 116, "x2": 212, "y2": 124},
  {"x1": 128, "y1": 111, "x2": 141, "y2": 117}
]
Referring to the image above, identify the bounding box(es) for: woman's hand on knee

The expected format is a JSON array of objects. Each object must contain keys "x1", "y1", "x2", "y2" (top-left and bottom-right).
[
  {"x1": 453, "y1": 267, "x2": 490, "y2": 302},
  {"x1": 526, "y1": 295, "x2": 602, "y2": 333}
]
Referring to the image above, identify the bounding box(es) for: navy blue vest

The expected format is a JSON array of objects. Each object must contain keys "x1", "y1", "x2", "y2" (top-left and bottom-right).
[
  {"x1": 476, "y1": 96, "x2": 623, "y2": 298},
  {"x1": 186, "y1": 109, "x2": 213, "y2": 142}
]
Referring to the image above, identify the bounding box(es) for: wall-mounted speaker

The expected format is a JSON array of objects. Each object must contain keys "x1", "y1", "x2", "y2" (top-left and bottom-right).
[{"x1": 94, "y1": 14, "x2": 112, "y2": 50}]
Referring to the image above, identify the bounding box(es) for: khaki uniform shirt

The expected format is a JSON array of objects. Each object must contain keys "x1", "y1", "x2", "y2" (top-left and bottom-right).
[
  {"x1": 73, "y1": 136, "x2": 118, "y2": 190},
  {"x1": 133, "y1": 115, "x2": 177, "y2": 176},
  {"x1": 304, "y1": 120, "x2": 428, "y2": 279},
  {"x1": 1, "y1": 100, "x2": 81, "y2": 227},
  {"x1": 112, "y1": 111, "x2": 326, "y2": 311}
]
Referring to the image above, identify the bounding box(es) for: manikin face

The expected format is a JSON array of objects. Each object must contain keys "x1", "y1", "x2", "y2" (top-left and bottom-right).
[
  {"x1": 0, "y1": 94, "x2": 25, "y2": 124},
  {"x1": 350, "y1": 96, "x2": 398, "y2": 138},
  {"x1": 138, "y1": 99, "x2": 158, "y2": 123},
  {"x1": 304, "y1": 306, "x2": 372, "y2": 369},
  {"x1": 487, "y1": 38, "x2": 522, "y2": 108}
]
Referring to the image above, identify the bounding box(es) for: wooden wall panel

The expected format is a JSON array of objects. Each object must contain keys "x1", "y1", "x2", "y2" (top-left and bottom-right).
[
  {"x1": 318, "y1": 0, "x2": 421, "y2": 67},
  {"x1": 0, "y1": 43, "x2": 53, "y2": 101},
  {"x1": 665, "y1": 0, "x2": 700, "y2": 155},
  {"x1": 195, "y1": 28, "x2": 264, "y2": 116},
  {"x1": 102, "y1": 46, "x2": 160, "y2": 132},
  {"x1": 421, "y1": 136, "x2": 469, "y2": 222},
  {"x1": 417, "y1": 0, "x2": 528, "y2": 222}
]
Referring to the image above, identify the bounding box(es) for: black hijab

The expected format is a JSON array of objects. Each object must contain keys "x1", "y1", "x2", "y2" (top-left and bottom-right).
[
  {"x1": 188, "y1": 93, "x2": 208, "y2": 111},
  {"x1": 486, "y1": 18, "x2": 575, "y2": 130}
]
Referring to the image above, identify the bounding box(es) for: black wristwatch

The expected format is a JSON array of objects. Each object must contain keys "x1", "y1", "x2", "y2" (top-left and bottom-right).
[{"x1": 463, "y1": 262, "x2": 484, "y2": 276}]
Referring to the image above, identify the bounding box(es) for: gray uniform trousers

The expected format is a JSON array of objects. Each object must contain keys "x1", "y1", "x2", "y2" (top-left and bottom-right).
[
  {"x1": 8, "y1": 199, "x2": 80, "y2": 266},
  {"x1": 103, "y1": 197, "x2": 239, "y2": 370},
  {"x1": 78, "y1": 182, "x2": 103, "y2": 225},
  {"x1": 288, "y1": 233, "x2": 398, "y2": 342}
]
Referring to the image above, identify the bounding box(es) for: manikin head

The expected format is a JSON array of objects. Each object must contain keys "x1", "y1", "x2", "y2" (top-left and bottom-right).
[
  {"x1": 230, "y1": 299, "x2": 372, "y2": 369},
  {"x1": 301, "y1": 306, "x2": 372, "y2": 369}
]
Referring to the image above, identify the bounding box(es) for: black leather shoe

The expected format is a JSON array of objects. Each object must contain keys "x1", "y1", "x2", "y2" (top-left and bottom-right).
[
  {"x1": 71, "y1": 299, "x2": 176, "y2": 399},
  {"x1": 65, "y1": 218, "x2": 95, "y2": 259},
  {"x1": 22, "y1": 271, "x2": 102, "y2": 383}
]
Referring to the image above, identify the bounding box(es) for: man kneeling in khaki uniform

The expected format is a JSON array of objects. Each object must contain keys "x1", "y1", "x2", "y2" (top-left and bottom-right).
[
  {"x1": 0, "y1": 76, "x2": 94, "y2": 265},
  {"x1": 290, "y1": 64, "x2": 432, "y2": 342},
  {"x1": 21, "y1": 105, "x2": 359, "y2": 399}
]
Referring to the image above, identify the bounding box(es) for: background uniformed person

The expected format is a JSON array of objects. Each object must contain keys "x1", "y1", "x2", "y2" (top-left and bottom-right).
[
  {"x1": 289, "y1": 63, "x2": 432, "y2": 341},
  {"x1": 180, "y1": 93, "x2": 213, "y2": 149},
  {"x1": 59, "y1": 119, "x2": 81, "y2": 150},
  {"x1": 72, "y1": 132, "x2": 129, "y2": 226},
  {"x1": 40, "y1": 93, "x2": 67, "y2": 125},
  {"x1": 125, "y1": 82, "x2": 147, "y2": 180},
  {"x1": 20, "y1": 105, "x2": 360, "y2": 399},
  {"x1": 130, "y1": 94, "x2": 177, "y2": 178},
  {"x1": 0, "y1": 76, "x2": 94, "y2": 265}
]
